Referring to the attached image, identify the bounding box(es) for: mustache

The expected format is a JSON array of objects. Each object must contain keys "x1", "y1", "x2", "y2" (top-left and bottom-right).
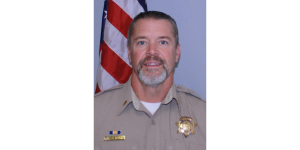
[{"x1": 137, "y1": 55, "x2": 166, "y2": 70}]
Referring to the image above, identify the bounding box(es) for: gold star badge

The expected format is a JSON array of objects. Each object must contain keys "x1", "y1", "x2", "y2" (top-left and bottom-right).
[{"x1": 175, "y1": 116, "x2": 197, "y2": 138}]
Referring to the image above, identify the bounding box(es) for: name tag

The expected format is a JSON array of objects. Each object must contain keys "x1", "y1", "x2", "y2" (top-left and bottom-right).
[{"x1": 104, "y1": 135, "x2": 125, "y2": 141}]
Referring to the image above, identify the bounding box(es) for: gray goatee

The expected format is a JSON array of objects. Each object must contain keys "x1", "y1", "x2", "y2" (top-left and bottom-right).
[{"x1": 137, "y1": 55, "x2": 168, "y2": 87}]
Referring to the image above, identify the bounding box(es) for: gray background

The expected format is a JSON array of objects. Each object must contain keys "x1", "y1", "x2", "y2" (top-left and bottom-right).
[{"x1": 94, "y1": 0, "x2": 206, "y2": 100}]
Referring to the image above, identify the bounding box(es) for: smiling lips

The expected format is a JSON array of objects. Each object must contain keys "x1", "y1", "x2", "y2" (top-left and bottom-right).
[
  {"x1": 144, "y1": 62, "x2": 161, "y2": 66},
  {"x1": 138, "y1": 55, "x2": 165, "y2": 70}
]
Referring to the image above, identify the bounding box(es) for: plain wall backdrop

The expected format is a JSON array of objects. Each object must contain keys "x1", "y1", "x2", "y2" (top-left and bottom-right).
[{"x1": 94, "y1": 0, "x2": 206, "y2": 100}]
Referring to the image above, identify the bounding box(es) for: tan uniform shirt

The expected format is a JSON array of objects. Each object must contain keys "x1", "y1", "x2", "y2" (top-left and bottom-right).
[{"x1": 94, "y1": 78, "x2": 206, "y2": 150}]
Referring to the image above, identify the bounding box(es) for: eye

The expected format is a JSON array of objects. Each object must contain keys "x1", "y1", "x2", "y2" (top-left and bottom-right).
[
  {"x1": 160, "y1": 41, "x2": 167, "y2": 45},
  {"x1": 138, "y1": 41, "x2": 145, "y2": 45}
]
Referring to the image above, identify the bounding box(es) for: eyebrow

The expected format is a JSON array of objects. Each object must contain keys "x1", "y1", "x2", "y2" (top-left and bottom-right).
[
  {"x1": 157, "y1": 36, "x2": 172, "y2": 41},
  {"x1": 133, "y1": 36, "x2": 172, "y2": 42},
  {"x1": 133, "y1": 36, "x2": 147, "y2": 42}
]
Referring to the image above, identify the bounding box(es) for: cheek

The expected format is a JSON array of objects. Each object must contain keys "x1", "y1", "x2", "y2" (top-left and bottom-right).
[
  {"x1": 131, "y1": 54, "x2": 142, "y2": 66},
  {"x1": 164, "y1": 52, "x2": 177, "y2": 63},
  {"x1": 132, "y1": 51, "x2": 145, "y2": 61}
]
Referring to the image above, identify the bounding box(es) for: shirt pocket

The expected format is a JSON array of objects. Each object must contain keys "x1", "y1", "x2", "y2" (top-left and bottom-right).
[
  {"x1": 95, "y1": 140, "x2": 139, "y2": 150},
  {"x1": 166, "y1": 139, "x2": 206, "y2": 150}
]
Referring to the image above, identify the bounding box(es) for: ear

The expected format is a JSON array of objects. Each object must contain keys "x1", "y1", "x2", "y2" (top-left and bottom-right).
[
  {"x1": 127, "y1": 44, "x2": 132, "y2": 64},
  {"x1": 175, "y1": 44, "x2": 181, "y2": 62}
]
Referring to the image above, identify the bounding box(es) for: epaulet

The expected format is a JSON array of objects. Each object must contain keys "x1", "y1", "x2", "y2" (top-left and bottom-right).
[
  {"x1": 175, "y1": 85, "x2": 206, "y2": 102},
  {"x1": 94, "y1": 84, "x2": 124, "y2": 97}
]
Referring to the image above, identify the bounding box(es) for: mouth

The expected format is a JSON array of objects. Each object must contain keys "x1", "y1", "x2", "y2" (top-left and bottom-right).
[
  {"x1": 137, "y1": 55, "x2": 166, "y2": 72},
  {"x1": 144, "y1": 62, "x2": 161, "y2": 67}
]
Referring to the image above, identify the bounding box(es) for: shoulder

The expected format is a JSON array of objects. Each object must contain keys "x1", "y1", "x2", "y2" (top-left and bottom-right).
[
  {"x1": 94, "y1": 84, "x2": 127, "y2": 114},
  {"x1": 175, "y1": 85, "x2": 206, "y2": 103},
  {"x1": 175, "y1": 85, "x2": 206, "y2": 126},
  {"x1": 94, "y1": 84, "x2": 124, "y2": 96},
  {"x1": 94, "y1": 84, "x2": 124, "y2": 99}
]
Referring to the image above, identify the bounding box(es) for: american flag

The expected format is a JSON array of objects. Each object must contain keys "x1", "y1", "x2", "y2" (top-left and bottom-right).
[{"x1": 95, "y1": 0, "x2": 147, "y2": 94}]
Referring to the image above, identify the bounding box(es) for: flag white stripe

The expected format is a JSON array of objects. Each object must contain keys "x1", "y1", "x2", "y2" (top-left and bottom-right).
[
  {"x1": 103, "y1": 20, "x2": 131, "y2": 67},
  {"x1": 97, "y1": 63, "x2": 120, "y2": 90},
  {"x1": 113, "y1": 0, "x2": 145, "y2": 19}
]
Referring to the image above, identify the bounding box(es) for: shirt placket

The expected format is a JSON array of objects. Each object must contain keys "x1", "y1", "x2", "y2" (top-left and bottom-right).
[{"x1": 145, "y1": 112, "x2": 161, "y2": 150}]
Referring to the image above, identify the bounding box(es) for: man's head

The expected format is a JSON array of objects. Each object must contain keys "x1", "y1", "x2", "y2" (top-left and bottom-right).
[
  {"x1": 127, "y1": 11, "x2": 179, "y2": 48},
  {"x1": 127, "y1": 11, "x2": 181, "y2": 87}
]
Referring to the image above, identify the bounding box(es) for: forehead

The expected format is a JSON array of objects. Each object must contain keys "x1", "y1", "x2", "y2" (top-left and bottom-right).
[{"x1": 132, "y1": 18, "x2": 174, "y2": 37}]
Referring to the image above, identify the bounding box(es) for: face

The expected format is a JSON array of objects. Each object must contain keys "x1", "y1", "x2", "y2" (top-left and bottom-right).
[{"x1": 128, "y1": 18, "x2": 181, "y2": 87}]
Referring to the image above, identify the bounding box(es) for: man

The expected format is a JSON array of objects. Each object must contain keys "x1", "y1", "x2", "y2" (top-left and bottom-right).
[{"x1": 95, "y1": 11, "x2": 206, "y2": 150}]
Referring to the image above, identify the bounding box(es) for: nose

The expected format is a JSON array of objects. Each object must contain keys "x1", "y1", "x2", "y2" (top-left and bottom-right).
[{"x1": 147, "y1": 42, "x2": 158, "y2": 56}]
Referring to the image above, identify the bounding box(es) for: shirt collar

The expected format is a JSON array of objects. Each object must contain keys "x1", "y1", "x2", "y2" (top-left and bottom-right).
[
  {"x1": 161, "y1": 83, "x2": 178, "y2": 104},
  {"x1": 117, "y1": 76, "x2": 179, "y2": 116}
]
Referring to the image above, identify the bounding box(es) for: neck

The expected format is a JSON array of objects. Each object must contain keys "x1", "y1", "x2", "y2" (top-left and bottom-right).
[{"x1": 131, "y1": 73, "x2": 173, "y2": 103}]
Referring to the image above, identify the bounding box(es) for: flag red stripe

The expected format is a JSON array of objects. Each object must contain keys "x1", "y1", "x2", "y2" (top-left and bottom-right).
[
  {"x1": 95, "y1": 82, "x2": 101, "y2": 93},
  {"x1": 101, "y1": 41, "x2": 132, "y2": 83},
  {"x1": 107, "y1": 0, "x2": 132, "y2": 38}
]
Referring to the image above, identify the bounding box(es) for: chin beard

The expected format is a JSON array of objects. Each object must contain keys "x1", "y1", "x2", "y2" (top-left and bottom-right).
[
  {"x1": 136, "y1": 55, "x2": 169, "y2": 87},
  {"x1": 138, "y1": 68, "x2": 168, "y2": 87}
]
